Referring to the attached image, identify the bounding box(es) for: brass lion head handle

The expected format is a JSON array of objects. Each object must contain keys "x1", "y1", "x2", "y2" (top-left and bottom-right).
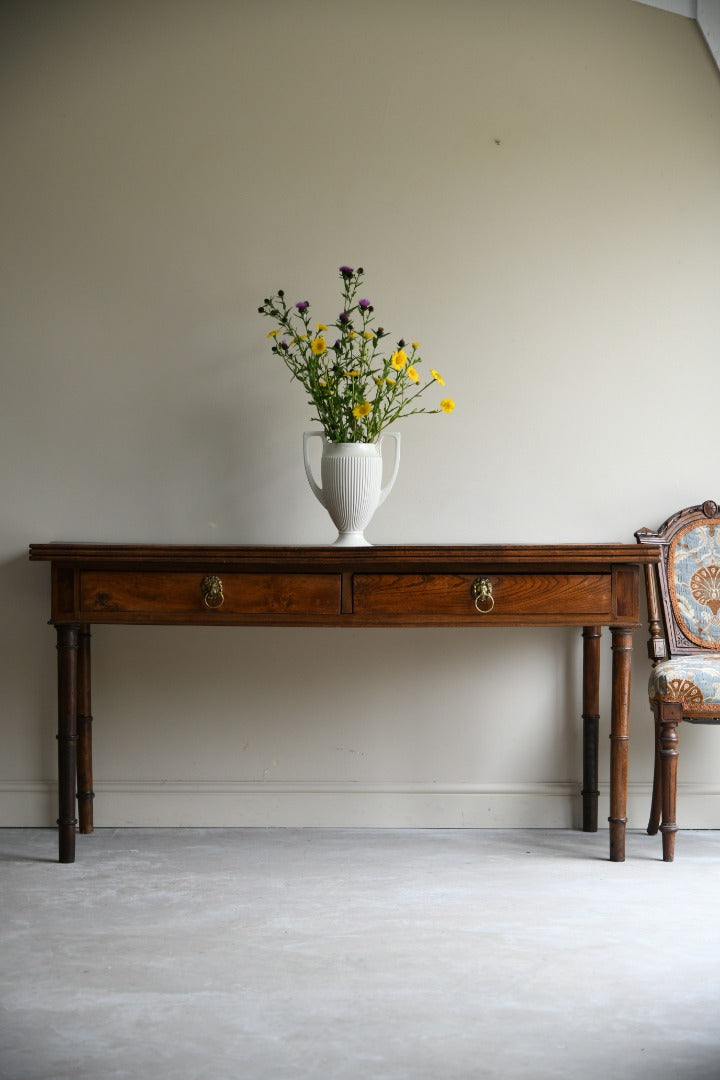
[
  {"x1": 471, "y1": 577, "x2": 494, "y2": 614},
  {"x1": 200, "y1": 574, "x2": 225, "y2": 609}
]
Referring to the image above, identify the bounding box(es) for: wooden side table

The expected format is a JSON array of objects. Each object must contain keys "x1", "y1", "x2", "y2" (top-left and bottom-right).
[{"x1": 29, "y1": 543, "x2": 660, "y2": 863}]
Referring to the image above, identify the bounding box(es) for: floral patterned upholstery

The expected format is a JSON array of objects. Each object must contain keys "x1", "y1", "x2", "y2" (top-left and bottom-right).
[
  {"x1": 649, "y1": 656, "x2": 720, "y2": 716},
  {"x1": 668, "y1": 522, "x2": 720, "y2": 648},
  {"x1": 649, "y1": 517, "x2": 720, "y2": 716}
]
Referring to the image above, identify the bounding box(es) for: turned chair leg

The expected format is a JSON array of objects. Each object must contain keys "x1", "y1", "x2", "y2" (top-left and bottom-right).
[
  {"x1": 656, "y1": 700, "x2": 682, "y2": 862},
  {"x1": 647, "y1": 714, "x2": 662, "y2": 837}
]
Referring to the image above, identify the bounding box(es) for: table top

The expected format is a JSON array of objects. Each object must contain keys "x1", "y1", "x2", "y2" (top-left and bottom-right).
[{"x1": 29, "y1": 542, "x2": 661, "y2": 569}]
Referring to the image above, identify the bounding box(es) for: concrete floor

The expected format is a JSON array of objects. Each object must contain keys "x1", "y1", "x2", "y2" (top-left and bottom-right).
[{"x1": 2, "y1": 828, "x2": 720, "y2": 1080}]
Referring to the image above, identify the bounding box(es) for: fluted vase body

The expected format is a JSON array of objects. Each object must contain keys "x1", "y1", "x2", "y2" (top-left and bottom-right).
[{"x1": 303, "y1": 432, "x2": 401, "y2": 546}]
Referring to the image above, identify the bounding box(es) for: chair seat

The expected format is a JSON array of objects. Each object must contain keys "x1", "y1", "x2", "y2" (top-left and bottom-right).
[{"x1": 650, "y1": 655, "x2": 720, "y2": 714}]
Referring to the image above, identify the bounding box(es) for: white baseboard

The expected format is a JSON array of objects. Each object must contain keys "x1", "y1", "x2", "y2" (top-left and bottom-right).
[{"x1": 4, "y1": 778, "x2": 720, "y2": 829}]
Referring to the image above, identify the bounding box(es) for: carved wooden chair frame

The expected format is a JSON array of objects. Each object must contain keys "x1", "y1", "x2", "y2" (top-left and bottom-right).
[{"x1": 636, "y1": 499, "x2": 720, "y2": 860}]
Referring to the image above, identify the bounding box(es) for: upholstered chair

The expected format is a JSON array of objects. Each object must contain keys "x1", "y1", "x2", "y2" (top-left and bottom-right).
[{"x1": 636, "y1": 500, "x2": 720, "y2": 860}]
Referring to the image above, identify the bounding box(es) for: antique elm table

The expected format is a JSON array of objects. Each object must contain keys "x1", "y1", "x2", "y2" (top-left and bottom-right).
[{"x1": 29, "y1": 543, "x2": 660, "y2": 863}]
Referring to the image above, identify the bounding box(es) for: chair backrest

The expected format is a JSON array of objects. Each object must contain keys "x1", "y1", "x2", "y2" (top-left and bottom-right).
[{"x1": 636, "y1": 500, "x2": 720, "y2": 662}]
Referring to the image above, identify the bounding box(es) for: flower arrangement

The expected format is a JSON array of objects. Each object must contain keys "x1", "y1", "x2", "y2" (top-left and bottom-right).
[{"x1": 258, "y1": 265, "x2": 455, "y2": 443}]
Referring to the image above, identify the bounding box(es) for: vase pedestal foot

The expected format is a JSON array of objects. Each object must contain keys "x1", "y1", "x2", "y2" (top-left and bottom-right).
[{"x1": 333, "y1": 531, "x2": 372, "y2": 546}]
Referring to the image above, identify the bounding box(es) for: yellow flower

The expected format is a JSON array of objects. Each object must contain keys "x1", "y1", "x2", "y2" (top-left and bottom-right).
[
  {"x1": 373, "y1": 376, "x2": 384, "y2": 387},
  {"x1": 386, "y1": 377, "x2": 396, "y2": 386},
  {"x1": 266, "y1": 329, "x2": 281, "y2": 339},
  {"x1": 430, "y1": 369, "x2": 445, "y2": 386},
  {"x1": 391, "y1": 349, "x2": 408, "y2": 370},
  {"x1": 292, "y1": 335, "x2": 308, "y2": 344},
  {"x1": 411, "y1": 341, "x2": 420, "y2": 350},
  {"x1": 311, "y1": 335, "x2": 327, "y2": 356},
  {"x1": 352, "y1": 401, "x2": 372, "y2": 419},
  {"x1": 440, "y1": 398, "x2": 456, "y2": 413},
  {"x1": 316, "y1": 322, "x2": 328, "y2": 331},
  {"x1": 348, "y1": 331, "x2": 357, "y2": 339},
  {"x1": 345, "y1": 370, "x2": 360, "y2": 377},
  {"x1": 362, "y1": 331, "x2": 374, "y2": 340},
  {"x1": 407, "y1": 366, "x2": 419, "y2": 384}
]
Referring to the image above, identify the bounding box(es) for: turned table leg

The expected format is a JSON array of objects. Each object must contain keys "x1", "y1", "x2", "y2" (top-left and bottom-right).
[
  {"x1": 56, "y1": 624, "x2": 79, "y2": 864},
  {"x1": 609, "y1": 627, "x2": 634, "y2": 862},
  {"x1": 77, "y1": 625, "x2": 95, "y2": 834},
  {"x1": 581, "y1": 626, "x2": 601, "y2": 832}
]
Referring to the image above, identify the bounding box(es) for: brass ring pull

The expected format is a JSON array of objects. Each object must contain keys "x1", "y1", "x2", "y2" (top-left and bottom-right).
[
  {"x1": 200, "y1": 574, "x2": 224, "y2": 609},
  {"x1": 471, "y1": 577, "x2": 494, "y2": 614}
]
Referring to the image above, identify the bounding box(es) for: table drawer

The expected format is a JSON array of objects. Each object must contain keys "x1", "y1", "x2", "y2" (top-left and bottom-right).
[
  {"x1": 80, "y1": 571, "x2": 341, "y2": 616},
  {"x1": 353, "y1": 573, "x2": 612, "y2": 618}
]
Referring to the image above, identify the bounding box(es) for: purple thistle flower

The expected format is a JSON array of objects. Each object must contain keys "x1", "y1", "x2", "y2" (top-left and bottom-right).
[
  {"x1": 358, "y1": 298, "x2": 371, "y2": 310},
  {"x1": 338, "y1": 312, "x2": 352, "y2": 324},
  {"x1": 339, "y1": 266, "x2": 354, "y2": 278},
  {"x1": 295, "y1": 300, "x2": 310, "y2": 312}
]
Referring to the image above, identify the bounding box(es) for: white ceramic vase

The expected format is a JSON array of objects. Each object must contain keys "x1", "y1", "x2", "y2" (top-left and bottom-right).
[{"x1": 303, "y1": 431, "x2": 401, "y2": 546}]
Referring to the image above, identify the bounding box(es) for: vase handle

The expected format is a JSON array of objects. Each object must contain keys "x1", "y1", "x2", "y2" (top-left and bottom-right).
[
  {"x1": 377, "y1": 431, "x2": 401, "y2": 508},
  {"x1": 303, "y1": 431, "x2": 326, "y2": 509}
]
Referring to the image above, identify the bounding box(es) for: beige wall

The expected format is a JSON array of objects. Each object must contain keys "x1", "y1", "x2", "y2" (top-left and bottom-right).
[{"x1": 2, "y1": 0, "x2": 720, "y2": 830}]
